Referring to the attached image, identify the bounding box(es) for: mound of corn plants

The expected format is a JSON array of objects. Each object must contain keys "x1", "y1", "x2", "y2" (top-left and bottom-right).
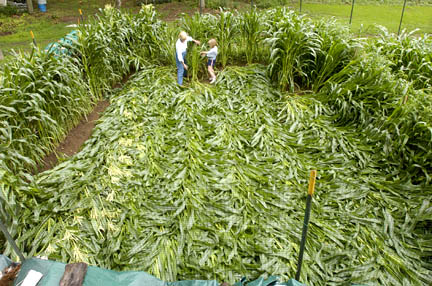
[
  {"x1": 2, "y1": 64, "x2": 428, "y2": 285},
  {"x1": 0, "y1": 48, "x2": 93, "y2": 251},
  {"x1": 77, "y1": 4, "x2": 170, "y2": 96},
  {"x1": 0, "y1": 5, "x2": 171, "y2": 251},
  {"x1": 372, "y1": 28, "x2": 432, "y2": 91},
  {"x1": 265, "y1": 9, "x2": 358, "y2": 93},
  {"x1": 0, "y1": 50, "x2": 93, "y2": 174}
]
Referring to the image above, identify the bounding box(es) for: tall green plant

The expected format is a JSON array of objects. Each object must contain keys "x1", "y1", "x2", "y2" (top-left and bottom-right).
[
  {"x1": 373, "y1": 27, "x2": 432, "y2": 91},
  {"x1": 187, "y1": 43, "x2": 206, "y2": 81},
  {"x1": 180, "y1": 13, "x2": 217, "y2": 41},
  {"x1": 241, "y1": 8, "x2": 262, "y2": 64},
  {"x1": 217, "y1": 9, "x2": 237, "y2": 68},
  {"x1": 265, "y1": 9, "x2": 320, "y2": 92},
  {"x1": 310, "y1": 18, "x2": 359, "y2": 92}
]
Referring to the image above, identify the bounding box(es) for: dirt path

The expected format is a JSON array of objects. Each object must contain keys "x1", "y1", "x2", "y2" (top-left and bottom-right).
[{"x1": 36, "y1": 100, "x2": 110, "y2": 173}]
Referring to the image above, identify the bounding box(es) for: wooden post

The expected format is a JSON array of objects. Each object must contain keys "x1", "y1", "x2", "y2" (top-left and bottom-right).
[
  {"x1": 199, "y1": 0, "x2": 205, "y2": 14},
  {"x1": 60, "y1": 263, "x2": 88, "y2": 286},
  {"x1": 26, "y1": 0, "x2": 33, "y2": 13}
]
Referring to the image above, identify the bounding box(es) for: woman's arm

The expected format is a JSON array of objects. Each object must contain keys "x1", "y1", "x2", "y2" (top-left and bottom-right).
[{"x1": 188, "y1": 36, "x2": 201, "y2": 45}]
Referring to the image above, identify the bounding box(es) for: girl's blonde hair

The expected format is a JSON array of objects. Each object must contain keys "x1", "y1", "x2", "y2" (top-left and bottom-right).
[
  {"x1": 208, "y1": 39, "x2": 217, "y2": 47},
  {"x1": 179, "y1": 31, "x2": 188, "y2": 41}
]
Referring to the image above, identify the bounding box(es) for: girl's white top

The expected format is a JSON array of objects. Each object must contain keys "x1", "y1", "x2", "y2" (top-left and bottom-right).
[
  {"x1": 207, "y1": 46, "x2": 218, "y2": 60},
  {"x1": 176, "y1": 36, "x2": 193, "y2": 63}
]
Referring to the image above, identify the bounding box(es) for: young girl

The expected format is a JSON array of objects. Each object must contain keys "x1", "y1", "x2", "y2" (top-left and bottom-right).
[
  {"x1": 176, "y1": 31, "x2": 200, "y2": 86},
  {"x1": 200, "y1": 39, "x2": 218, "y2": 84}
]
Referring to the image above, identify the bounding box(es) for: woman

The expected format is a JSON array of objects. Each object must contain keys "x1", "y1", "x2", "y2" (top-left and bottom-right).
[{"x1": 176, "y1": 31, "x2": 200, "y2": 86}]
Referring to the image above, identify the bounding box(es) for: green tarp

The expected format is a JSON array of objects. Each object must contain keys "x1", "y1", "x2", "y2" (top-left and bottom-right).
[
  {"x1": 0, "y1": 255, "x2": 12, "y2": 272},
  {"x1": 0, "y1": 256, "x2": 304, "y2": 286},
  {"x1": 44, "y1": 30, "x2": 79, "y2": 56}
]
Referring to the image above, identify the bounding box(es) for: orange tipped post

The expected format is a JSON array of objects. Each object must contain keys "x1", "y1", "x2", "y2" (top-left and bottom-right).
[
  {"x1": 30, "y1": 30, "x2": 37, "y2": 46},
  {"x1": 308, "y1": 170, "x2": 317, "y2": 195},
  {"x1": 295, "y1": 170, "x2": 317, "y2": 281},
  {"x1": 79, "y1": 9, "x2": 84, "y2": 23}
]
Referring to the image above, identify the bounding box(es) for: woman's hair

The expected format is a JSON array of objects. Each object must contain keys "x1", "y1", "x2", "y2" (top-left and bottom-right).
[
  {"x1": 208, "y1": 39, "x2": 217, "y2": 47},
  {"x1": 179, "y1": 31, "x2": 188, "y2": 41}
]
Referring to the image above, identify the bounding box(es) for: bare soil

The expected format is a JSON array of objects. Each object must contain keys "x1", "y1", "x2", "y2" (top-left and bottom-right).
[
  {"x1": 36, "y1": 100, "x2": 110, "y2": 173},
  {"x1": 36, "y1": 72, "x2": 133, "y2": 174},
  {"x1": 59, "y1": 16, "x2": 79, "y2": 23}
]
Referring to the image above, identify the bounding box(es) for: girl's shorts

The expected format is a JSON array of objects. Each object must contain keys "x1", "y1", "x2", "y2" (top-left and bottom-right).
[{"x1": 207, "y1": 59, "x2": 216, "y2": 67}]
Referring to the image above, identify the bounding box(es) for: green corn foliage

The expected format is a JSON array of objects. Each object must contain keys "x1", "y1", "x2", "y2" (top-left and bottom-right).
[
  {"x1": 0, "y1": 49, "x2": 92, "y2": 173},
  {"x1": 0, "y1": 5, "x2": 171, "y2": 253},
  {"x1": 240, "y1": 8, "x2": 262, "y2": 65},
  {"x1": 309, "y1": 18, "x2": 359, "y2": 92},
  {"x1": 0, "y1": 49, "x2": 93, "y2": 253},
  {"x1": 187, "y1": 43, "x2": 206, "y2": 81},
  {"x1": 265, "y1": 9, "x2": 359, "y2": 93},
  {"x1": 217, "y1": 9, "x2": 237, "y2": 68},
  {"x1": 180, "y1": 13, "x2": 217, "y2": 41},
  {"x1": 372, "y1": 27, "x2": 432, "y2": 91},
  {"x1": 6, "y1": 65, "x2": 429, "y2": 285},
  {"x1": 1, "y1": 7, "x2": 432, "y2": 286},
  {"x1": 265, "y1": 9, "x2": 321, "y2": 92},
  {"x1": 76, "y1": 5, "x2": 168, "y2": 94}
]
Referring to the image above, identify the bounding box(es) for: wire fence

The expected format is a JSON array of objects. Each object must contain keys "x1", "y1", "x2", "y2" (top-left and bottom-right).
[{"x1": 197, "y1": 0, "x2": 432, "y2": 34}]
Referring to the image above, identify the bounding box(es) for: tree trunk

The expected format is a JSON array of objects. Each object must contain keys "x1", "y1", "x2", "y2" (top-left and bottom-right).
[
  {"x1": 116, "y1": 0, "x2": 121, "y2": 8},
  {"x1": 26, "y1": 0, "x2": 33, "y2": 13},
  {"x1": 200, "y1": 0, "x2": 205, "y2": 9}
]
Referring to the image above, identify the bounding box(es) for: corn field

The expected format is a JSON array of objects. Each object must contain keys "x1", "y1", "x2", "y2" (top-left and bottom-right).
[{"x1": 1, "y1": 5, "x2": 431, "y2": 286}]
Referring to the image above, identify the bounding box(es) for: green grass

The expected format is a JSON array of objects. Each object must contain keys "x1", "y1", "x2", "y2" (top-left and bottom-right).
[
  {"x1": 297, "y1": 3, "x2": 432, "y2": 34},
  {"x1": 0, "y1": 0, "x2": 140, "y2": 54},
  {"x1": 0, "y1": 15, "x2": 74, "y2": 52}
]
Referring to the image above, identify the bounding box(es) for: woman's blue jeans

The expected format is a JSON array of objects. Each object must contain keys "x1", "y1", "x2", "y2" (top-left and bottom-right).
[{"x1": 175, "y1": 51, "x2": 187, "y2": 85}]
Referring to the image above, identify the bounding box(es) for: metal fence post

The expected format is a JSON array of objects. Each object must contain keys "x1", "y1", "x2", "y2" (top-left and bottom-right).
[
  {"x1": 295, "y1": 170, "x2": 317, "y2": 281},
  {"x1": 299, "y1": 0, "x2": 302, "y2": 13},
  {"x1": 0, "y1": 219, "x2": 26, "y2": 262},
  {"x1": 349, "y1": 0, "x2": 355, "y2": 24},
  {"x1": 398, "y1": 0, "x2": 407, "y2": 35}
]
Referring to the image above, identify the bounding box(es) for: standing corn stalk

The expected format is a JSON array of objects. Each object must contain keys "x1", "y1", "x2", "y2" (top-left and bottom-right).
[
  {"x1": 241, "y1": 8, "x2": 261, "y2": 64},
  {"x1": 217, "y1": 10, "x2": 236, "y2": 68}
]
